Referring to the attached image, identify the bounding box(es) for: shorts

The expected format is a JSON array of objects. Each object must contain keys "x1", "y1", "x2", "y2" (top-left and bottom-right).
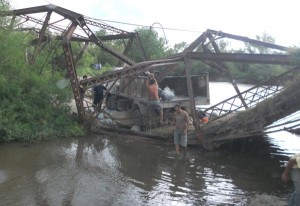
[
  {"x1": 174, "y1": 130, "x2": 187, "y2": 147},
  {"x1": 148, "y1": 100, "x2": 162, "y2": 114}
]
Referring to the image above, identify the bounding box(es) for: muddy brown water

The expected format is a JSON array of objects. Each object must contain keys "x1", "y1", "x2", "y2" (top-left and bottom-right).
[
  {"x1": 0, "y1": 133, "x2": 298, "y2": 206},
  {"x1": 1, "y1": 82, "x2": 299, "y2": 206}
]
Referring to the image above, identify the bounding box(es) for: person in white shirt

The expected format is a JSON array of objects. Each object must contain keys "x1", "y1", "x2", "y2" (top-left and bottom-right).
[{"x1": 282, "y1": 153, "x2": 300, "y2": 206}]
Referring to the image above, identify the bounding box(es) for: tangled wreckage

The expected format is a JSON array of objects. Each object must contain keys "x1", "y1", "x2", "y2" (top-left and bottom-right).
[
  {"x1": 103, "y1": 73, "x2": 210, "y2": 127},
  {"x1": 2, "y1": 4, "x2": 300, "y2": 149}
]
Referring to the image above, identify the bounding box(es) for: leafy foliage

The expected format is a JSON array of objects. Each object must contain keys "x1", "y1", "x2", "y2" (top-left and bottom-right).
[
  {"x1": 77, "y1": 63, "x2": 113, "y2": 77},
  {"x1": 0, "y1": 4, "x2": 84, "y2": 142},
  {"x1": 127, "y1": 27, "x2": 166, "y2": 62},
  {"x1": 167, "y1": 41, "x2": 188, "y2": 54}
]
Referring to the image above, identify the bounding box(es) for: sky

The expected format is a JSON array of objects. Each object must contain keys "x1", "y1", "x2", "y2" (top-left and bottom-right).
[{"x1": 9, "y1": 0, "x2": 300, "y2": 48}]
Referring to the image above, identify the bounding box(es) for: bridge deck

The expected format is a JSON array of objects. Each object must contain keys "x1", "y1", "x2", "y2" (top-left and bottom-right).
[{"x1": 89, "y1": 68, "x2": 300, "y2": 149}]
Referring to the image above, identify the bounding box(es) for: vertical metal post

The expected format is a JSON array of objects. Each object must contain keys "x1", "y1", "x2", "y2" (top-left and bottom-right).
[
  {"x1": 30, "y1": 11, "x2": 52, "y2": 65},
  {"x1": 184, "y1": 56, "x2": 204, "y2": 144},
  {"x1": 62, "y1": 21, "x2": 85, "y2": 121},
  {"x1": 207, "y1": 33, "x2": 248, "y2": 109},
  {"x1": 74, "y1": 41, "x2": 89, "y2": 65},
  {"x1": 116, "y1": 35, "x2": 135, "y2": 67},
  {"x1": 157, "y1": 32, "x2": 208, "y2": 83},
  {"x1": 135, "y1": 32, "x2": 148, "y2": 61}
]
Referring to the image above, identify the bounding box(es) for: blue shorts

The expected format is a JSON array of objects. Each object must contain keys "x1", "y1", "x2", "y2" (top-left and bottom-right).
[
  {"x1": 174, "y1": 130, "x2": 187, "y2": 147},
  {"x1": 290, "y1": 168, "x2": 300, "y2": 206},
  {"x1": 148, "y1": 100, "x2": 162, "y2": 113}
]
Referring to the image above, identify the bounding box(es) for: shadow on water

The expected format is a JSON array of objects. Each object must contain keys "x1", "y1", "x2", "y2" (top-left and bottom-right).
[{"x1": 0, "y1": 132, "x2": 296, "y2": 206}]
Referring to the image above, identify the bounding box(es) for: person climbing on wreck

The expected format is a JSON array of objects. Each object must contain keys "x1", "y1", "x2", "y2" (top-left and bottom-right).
[
  {"x1": 79, "y1": 75, "x2": 87, "y2": 101},
  {"x1": 93, "y1": 84, "x2": 107, "y2": 111},
  {"x1": 172, "y1": 104, "x2": 190, "y2": 155},
  {"x1": 197, "y1": 109, "x2": 209, "y2": 124},
  {"x1": 146, "y1": 72, "x2": 163, "y2": 125}
]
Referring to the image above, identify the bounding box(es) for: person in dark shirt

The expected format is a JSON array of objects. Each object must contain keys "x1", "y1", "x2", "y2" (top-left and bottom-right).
[
  {"x1": 93, "y1": 84, "x2": 107, "y2": 110},
  {"x1": 79, "y1": 75, "x2": 87, "y2": 100}
]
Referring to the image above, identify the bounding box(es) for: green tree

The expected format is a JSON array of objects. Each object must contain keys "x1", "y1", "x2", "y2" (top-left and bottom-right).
[
  {"x1": 127, "y1": 27, "x2": 166, "y2": 62},
  {"x1": 0, "y1": 1, "x2": 84, "y2": 142},
  {"x1": 0, "y1": 0, "x2": 11, "y2": 26},
  {"x1": 244, "y1": 32, "x2": 276, "y2": 54},
  {"x1": 167, "y1": 41, "x2": 188, "y2": 54}
]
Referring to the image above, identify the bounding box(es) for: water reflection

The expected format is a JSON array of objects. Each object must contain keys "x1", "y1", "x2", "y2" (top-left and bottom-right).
[
  {"x1": 1, "y1": 82, "x2": 299, "y2": 205},
  {"x1": 267, "y1": 131, "x2": 300, "y2": 157},
  {"x1": 0, "y1": 134, "x2": 292, "y2": 206},
  {"x1": 202, "y1": 167, "x2": 246, "y2": 205}
]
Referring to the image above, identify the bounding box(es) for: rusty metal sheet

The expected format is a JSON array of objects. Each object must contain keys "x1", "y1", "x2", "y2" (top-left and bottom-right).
[{"x1": 207, "y1": 29, "x2": 289, "y2": 51}]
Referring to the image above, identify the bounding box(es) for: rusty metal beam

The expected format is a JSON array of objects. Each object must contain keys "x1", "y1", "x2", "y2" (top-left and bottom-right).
[
  {"x1": 74, "y1": 42, "x2": 89, "y2": 65},
  {"x1": 30, "y1": 35, "x2": 88, "y2": 45},
  {"x1": 8, "y1": 6, "x2": 137, "y2": 68},
  {"x1": 30, "y1": 33, "x2": 135, "y2": 45},
  {"x1": 85, "y1": 18, "x2": 129, "y2": 34},
  {"x1": 51, "y1": 5, "x2": 82, "y2": 20},
  {"x1": 135, "y1": 32, "x2": 148, "y2": 61},
  {"x1": 80, "y1": 58, "x2": 182, "y2": 89},
  {"x1": 1, "y1": 5, "x2": 49, "y2": 16},
  {"x1": 5, "y1": 4, "x2": 83, "y2": 22},
  {"x1": 116, "y1": 36, "x2": 134, "y2": 67},
  {"x1": 62, "y1": 21, "x2": 85, "y2": 120},
  {"x1": 19, "y1": 14, "x2": 87, "y2": 39},
  {"x1": 156, "y1": 31, "x2": 208, "y2": 83},
  {"x1": 184, "y1": 56, "x2": 203, "y2": 144},
  {"x1": 186, "y1": 52, "x2": 292, "y2": 65},
  {"x1": 2, "y1": 4, "x2": 134, "y2": 38},
  {"x1": 200, "y1": 45, "x2": 224, "y2": 72},
  {"x1": 207, "y1": 29, "x2": 289, "y2": 51},
  {"x1": 207, "y1": 33, "x2": 248, "y2": 109},
  {"x1": 2, "y1": 5, "x2": 135, "y2": 41},
  {"x1": 97, "y1": 33, "x2": 135, "y2": 41},
  {"x1": 3, "y1": 4, "x2": 136, "y2": 66},
  {"x1": 30, "y1": 11, "x2": 52, "y2": 65},
  {"x1": 184, "y1": 30, "x2": 208, "y2": 52},
  {"x1": 79, "y1": 23, "x2": 135, "y2": 66},
  {"x1": 81, "y1": 51, "x2": 293, "y2": 90}
]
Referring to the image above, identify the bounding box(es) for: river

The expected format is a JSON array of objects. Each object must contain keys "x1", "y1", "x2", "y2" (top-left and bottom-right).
[{"x1": 0, "y1": 82, "x2": 299, "y2": 206}]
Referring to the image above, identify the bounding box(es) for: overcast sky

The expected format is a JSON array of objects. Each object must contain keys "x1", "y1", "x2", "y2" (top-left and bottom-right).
[{"x1": 9, "y1": 0, "x2": 300, "y2": 48}]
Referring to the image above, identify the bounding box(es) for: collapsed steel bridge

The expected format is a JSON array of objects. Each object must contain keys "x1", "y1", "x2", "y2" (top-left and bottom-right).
[{"x1": 1, "y1": 4, "x2": 299, "y2": 148}]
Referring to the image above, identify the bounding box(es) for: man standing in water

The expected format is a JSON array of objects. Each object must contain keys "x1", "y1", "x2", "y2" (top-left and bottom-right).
[
  {"x1": 281, "y1": 153, "x2": 300, "y2": 205},
  {"x1": 172, "y1": 104, "x2": 190, "y2": 155}
]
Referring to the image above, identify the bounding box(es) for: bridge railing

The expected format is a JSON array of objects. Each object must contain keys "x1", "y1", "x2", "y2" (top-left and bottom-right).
[{"x1": 198, "y1": 68, "x2": 299, "y2": 122}]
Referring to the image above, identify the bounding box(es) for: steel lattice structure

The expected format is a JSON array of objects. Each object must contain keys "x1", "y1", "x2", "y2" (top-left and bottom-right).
[{"x1": 1, "y1": 4, "x2": 297, "y2": 147}]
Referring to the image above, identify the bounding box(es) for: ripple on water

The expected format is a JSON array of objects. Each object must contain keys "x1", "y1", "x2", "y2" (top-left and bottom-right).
[{"x1": 35, "y1": 168, "x2": 51, "y2": 184}]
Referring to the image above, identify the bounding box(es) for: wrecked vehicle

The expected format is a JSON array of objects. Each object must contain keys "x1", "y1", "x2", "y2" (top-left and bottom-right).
[{"x1": 104, "y1": 72, "x2": 210, "y2": 130}]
